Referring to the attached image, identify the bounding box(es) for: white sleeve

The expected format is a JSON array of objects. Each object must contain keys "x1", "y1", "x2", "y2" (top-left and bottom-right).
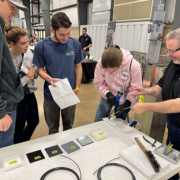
[{"x1": 21, "y1": 49, "x2": 33, "y2": 74}]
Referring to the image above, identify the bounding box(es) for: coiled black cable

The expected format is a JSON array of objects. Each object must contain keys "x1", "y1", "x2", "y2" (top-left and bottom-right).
[
  {"x1": 40, "y1": 155, "x2": 81, "y2": 180},
  {"x1": 97, "y1": 162, "x2": 136, "y2": 180},
  {"x1": 40, "y1": 167, "x2": 80, "y2": 180}
]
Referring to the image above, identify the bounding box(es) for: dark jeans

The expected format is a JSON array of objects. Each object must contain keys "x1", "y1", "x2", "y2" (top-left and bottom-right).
[
  {"x1": 14, "y1": 93, "x2": 39, "y2": 144},
  {"x1": 44, "y1": 96, "x2": 76, "y2": 134},
  {"x1": 167, "y1": 123, "x2": 180, "y2": 180}
]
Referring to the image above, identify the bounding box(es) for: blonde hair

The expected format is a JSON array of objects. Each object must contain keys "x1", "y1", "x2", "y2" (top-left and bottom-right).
[{"x1": 165, "y1": 28, "x2": 180, "y2": 43}]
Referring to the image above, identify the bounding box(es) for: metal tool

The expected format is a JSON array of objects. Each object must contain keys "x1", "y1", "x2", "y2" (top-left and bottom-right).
[{"x1": 135, "y1": 137, "x2": 160, "y2": 173}]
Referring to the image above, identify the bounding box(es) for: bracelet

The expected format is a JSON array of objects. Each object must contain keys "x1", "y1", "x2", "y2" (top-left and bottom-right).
[{"x1": 75, "y1": 86, "x2": 80, "y2": 92}]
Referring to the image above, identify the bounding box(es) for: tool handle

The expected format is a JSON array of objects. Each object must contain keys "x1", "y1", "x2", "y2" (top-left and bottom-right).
[{"x1": 135, "y1": 137, "x2": 160, "y2": 173}]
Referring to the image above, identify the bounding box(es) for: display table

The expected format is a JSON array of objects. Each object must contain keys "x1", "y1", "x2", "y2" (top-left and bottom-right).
[{"x1": 0, "y1": 119, "x2": 179, "y2": 180}]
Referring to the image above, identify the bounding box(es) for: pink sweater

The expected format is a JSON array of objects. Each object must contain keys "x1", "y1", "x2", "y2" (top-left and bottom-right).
[{"x1": 94, "y1": 49, "x2": 142, "y2": 104}]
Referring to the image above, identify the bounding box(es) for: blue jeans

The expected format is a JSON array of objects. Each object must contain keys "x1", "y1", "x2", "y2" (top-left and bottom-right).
[
  {"x1": 95, "y1": 98, "x2": 112, "y2": 122},
  {"x1": 0, "y1": 111, "x2": 16, "y2": 148}
]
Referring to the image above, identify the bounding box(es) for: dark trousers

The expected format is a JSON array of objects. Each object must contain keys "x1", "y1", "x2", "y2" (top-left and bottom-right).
[
  {"x1": 14, "y1": 93, "x2": 39, "y2": 144},
  {"x1": 167, "y1": 123, "x2": 180, "y2": 180},
  {"x1": 44, "y1": 96, "x2": 76, "y2": 134}
]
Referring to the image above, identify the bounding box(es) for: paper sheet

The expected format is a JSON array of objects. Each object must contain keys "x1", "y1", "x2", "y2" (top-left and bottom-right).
[{"x1": 49, "y1": 78, "x2": 80, "y2": 109}]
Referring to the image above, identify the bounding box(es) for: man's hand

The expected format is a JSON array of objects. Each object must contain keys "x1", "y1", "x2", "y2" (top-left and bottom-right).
[
  {"x1": 131, "y1": 87, "x2": 152, "y2": 96},
  {"x1": 143, "y1": 80, "x2": 151, "y2": 87},
  {"x1": 130, "y1": 103, "x2": 148, "y2": 115},
  {"x1": 74, "y1": 86, "x2": 80, "y2": 95},
  {"x1": 0, "y1": 115, "x2": 12, "y2": 132},
  {"x1": 48, "y1": 78, "x2": 60, "y2": 86}
]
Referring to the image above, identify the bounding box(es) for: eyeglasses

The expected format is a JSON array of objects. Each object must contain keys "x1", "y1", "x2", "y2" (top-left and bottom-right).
[{"x1": 166, "y1": 47, "x2": 180, "y2": 54}]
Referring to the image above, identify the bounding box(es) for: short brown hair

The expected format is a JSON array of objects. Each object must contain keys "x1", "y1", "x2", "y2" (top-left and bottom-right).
[
  {"x1": 51, "y1": 12, "x2": 72, "y2": 30},
  {"x1": 83, "y1": 27, "x2": 87, "y2": 31},
  {"x1": 6, "y1": 26, "x2": 27, "y2": 44},
  {"x1": 101, "y1": 47, "x2": 123, "y2": 68}
]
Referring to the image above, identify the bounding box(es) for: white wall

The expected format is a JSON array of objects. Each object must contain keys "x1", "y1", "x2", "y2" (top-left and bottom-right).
[
  {"x1": 114, "y1": 21, "x2": 150, "y2": 53},
  {"x1": 82, "y1": 21, "x2": 150, "y2": 61},
  {"x1": 92, "y1": 0, "x2": 111, "y2": 12},
  {"x1": 52, "y1": 0, "x2": 77, "y2": 9},
  {"x1": 91, "y1": 11, "x2": 110, "y2": 24},
  {"x1": 91, "y1": 0, "x2": 111, "y2": 24}
]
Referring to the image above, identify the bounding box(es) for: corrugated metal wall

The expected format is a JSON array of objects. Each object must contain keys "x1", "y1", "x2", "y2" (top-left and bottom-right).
[
  {"x1": 113, "y1": 0, "x2": 153, "y2": 21},
  {"x1": 52, "y1": 0, "x2": 77, "y2": 9},
  {"x1": 114, "y1": 21, "x2": 150, "y2": 52},
  {"x1": 91, "y1": 0, "x2": 111, "y2": 24},
  {"x1": 83, "y1": 21, "x2": 150, "y2": 61}
]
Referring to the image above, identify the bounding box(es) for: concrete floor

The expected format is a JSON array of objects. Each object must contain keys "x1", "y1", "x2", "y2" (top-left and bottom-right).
[{"x1": 32, "y1": 78, "x2": 100, "y2": 139}]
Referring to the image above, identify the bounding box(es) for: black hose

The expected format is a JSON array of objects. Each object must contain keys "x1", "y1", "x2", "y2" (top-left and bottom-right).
[
  {"x1": 40, "y1": 167, "x2": 80, "y2": 180},
  {"x1": 97, "y1": 162, "x2": 136, "y2": 180}
]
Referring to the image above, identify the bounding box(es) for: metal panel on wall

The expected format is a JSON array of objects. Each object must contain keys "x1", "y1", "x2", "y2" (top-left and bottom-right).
[
  {"x1": 92, "y1": 0, "x2": 111, "y2": 12},
  {"x1": 114, "y1": 21, "x2": 150, "y2": 53},
  {"x1": 91, "y1": 0, "x2": 111, "y2": 24},
  {"x1": 52, "y1": 0, "x2": 77, "y2": 9},
  {"x1": 113, "y1": 0, "x2": 152, "y2": 21},
  {"x1": 164, "y1": 0, "x2": 176, "y2": 23},
  {"x1": 91, "y1": 11, "x2": 110, "y2": 24}
]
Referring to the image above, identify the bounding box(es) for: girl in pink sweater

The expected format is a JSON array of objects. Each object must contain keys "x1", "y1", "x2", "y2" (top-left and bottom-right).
[{"x1": 94, "y1": 47, "x2": 142, "y2": 121}]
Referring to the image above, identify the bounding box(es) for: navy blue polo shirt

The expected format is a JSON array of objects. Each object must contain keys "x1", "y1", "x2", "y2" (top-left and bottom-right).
[{"x1": 33, "y1": 37, "x2": 84, "y2": 99}]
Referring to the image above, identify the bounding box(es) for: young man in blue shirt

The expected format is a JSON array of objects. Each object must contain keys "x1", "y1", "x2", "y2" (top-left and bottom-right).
[{"x1": 33, "y1": 12, "x2": 84, "y2": 134}]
